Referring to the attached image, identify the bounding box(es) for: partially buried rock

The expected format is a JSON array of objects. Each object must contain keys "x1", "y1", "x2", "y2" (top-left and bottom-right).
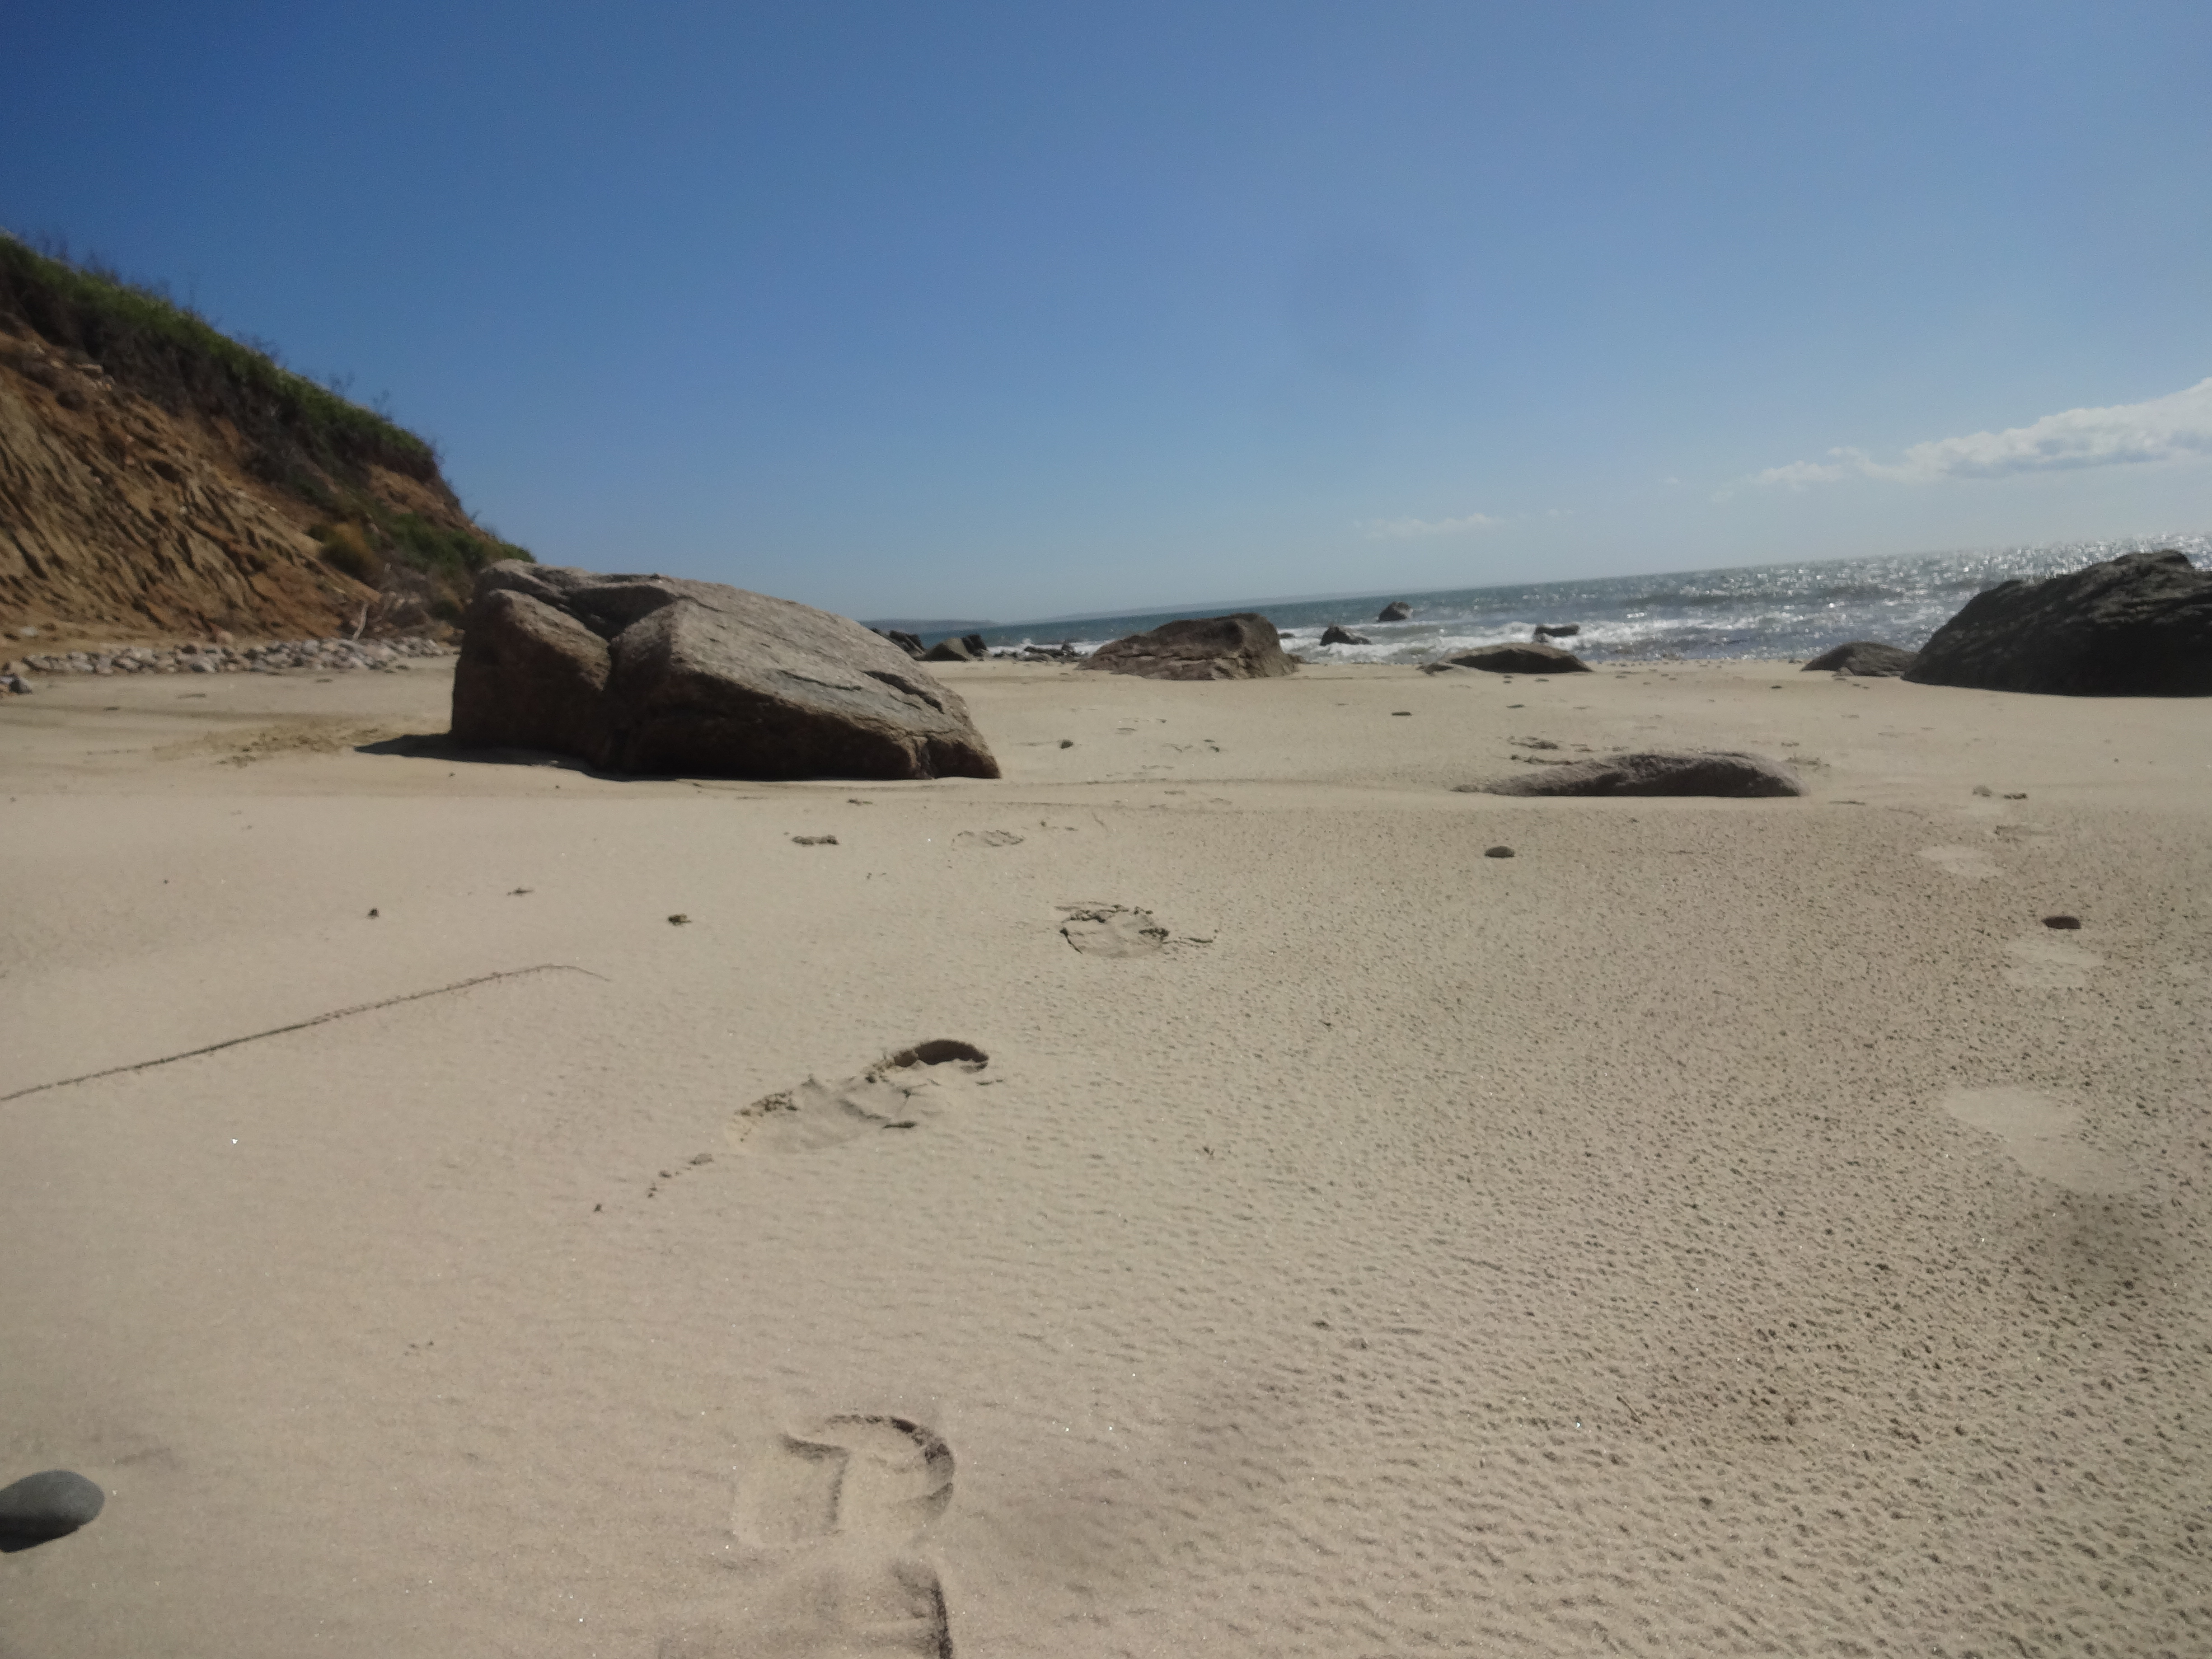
[
  {"x1": 0, "y1": 1470, "x2": 104, "y2": 1543},
  {"x1": 877, "y1": 629, "x2": 927, "y2": 659},
  {"x1": 922, "y1": 636, "x2": 975, "y2": 662},
  {"x1": 451, "y1": 563, "x2": 999, "y2": 780},
  {"x1": 1378, "y1": 600, "x2": 1413, "y2": 623},
  {"x1": 1424, "y1": 642, "x2": 1590, "y2": 675},
  {"x1": 1457, "y1": 750, "x2": 1806, "y2": 798},
  {"x1": 1903, "y1": 549, "x2": 2212, "y2": 695},
  {"x1": 1079, "y1": 614, "x2": 1295, "y2": 681},
  {"x1": 1320, "y1": 625, "x2": 1371, "y2": 646},
  {"x1": 1804, "y1": 640, "x2": 1918, "y2": 677}
]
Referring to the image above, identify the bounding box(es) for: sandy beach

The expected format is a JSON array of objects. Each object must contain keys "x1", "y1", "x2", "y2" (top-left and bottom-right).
[{"x1": 2, "y1": 657, "x2": 2207, "y2": 1658}]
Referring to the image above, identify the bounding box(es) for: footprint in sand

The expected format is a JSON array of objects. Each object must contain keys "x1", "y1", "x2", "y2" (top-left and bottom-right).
[
  {"x1": 729, "y1": 1042, "x2": 988, "y2": 1154},
  {"x1": 735, "y1": 1415, "x2": 956, "y2": 1549},
  {"x1": 1919, "y1": 844, "x2": 2001, "y2": 880},
  {"x1": 663, "y1": 1417, "x2": 957, "y2": 1659},
  {"x1": 1060, "y1": 905, "x2": 1169, "y2": 957},
  {"x1": 951, "y1": 829, "x2": 1023, "y2": 849},
  {"x1": 2003, "y1": 932, "x2": 2103, "y2": 988},
  {"x1": 1941, "y1": 1086, "x2": 2132, "y2": 1195},
  {"x1": 1058, "y1": 904, "x2": 1214, "y2": 957}
]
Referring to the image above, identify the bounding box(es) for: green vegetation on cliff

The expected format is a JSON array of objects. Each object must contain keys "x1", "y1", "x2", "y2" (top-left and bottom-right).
[{"x1": 0, "y1": 233, "x2": 527, "y2": 618}]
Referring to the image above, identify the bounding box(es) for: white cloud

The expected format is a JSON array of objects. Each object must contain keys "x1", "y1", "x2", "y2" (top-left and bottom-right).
[
  {"x1": 1360, "y1": 511, "x2": 1503, "y2": 539},
  {"x1": 1732, "y1": 377, "x2": 2212, "y2": 497}
]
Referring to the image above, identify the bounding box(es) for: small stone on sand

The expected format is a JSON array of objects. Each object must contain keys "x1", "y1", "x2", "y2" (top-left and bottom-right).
[{"x1": 0, "y1": 1469, "x2": 104, "y2": 1542}]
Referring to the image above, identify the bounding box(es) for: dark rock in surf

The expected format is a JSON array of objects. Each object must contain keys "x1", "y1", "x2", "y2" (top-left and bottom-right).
[
  {"x1": 1903, "y1": 550, "x2": 2212, "y2": 696},
  {"x1": 1079, "y1": 614, "x2": 1296, "y2": 681},
  {"x1": 1378, "y1": 601, "x2": 1413, "y2": 623},
  {"x1": 1321, "y1": 625, "x2": 1371, "y2": 646},
  {"x1": 0, "y1": 1470, "x2": 104, "y2": 1542},
  {"x1": 1457, "y1": 750, "x2": 1805, "y2": 798},
  {"x1": 1532, "y1": 623, "x2": 1580, "y2": 639},
  {"x1": 1804, "y1": 640, "x2": 1917, "y2": 677},
  {"x1": 452, "y1": 563, "x2": 999, "y2": 780},
  {"x1": 1423, "y1": 642, "x2": 1590, "y2": 675}
]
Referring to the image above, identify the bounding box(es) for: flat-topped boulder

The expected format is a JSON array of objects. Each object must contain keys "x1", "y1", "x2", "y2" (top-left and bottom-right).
[
  {"x1": 1457, "y1": 750, "x2": 1805, "y2": 798},
  {"x1": 1078, "y1": 614, "x2": 1295, "y2": 681},
  {"x1": 1903, "y1": 550, "x2": 2212, "y2": 695},
  {"x1": 1804, "y1": 640, "x2": 1918, "y2": 677},
  {"x1": 452, "y1": 563, "x2": 1000, "y2": 779},
  {"x1": 1423, "y1": 642, "x2": 1590, "y2": 675}
]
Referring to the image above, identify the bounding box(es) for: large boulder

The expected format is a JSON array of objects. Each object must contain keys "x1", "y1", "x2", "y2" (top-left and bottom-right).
[
  {"x1": 1903, "y1": 550, "x2": 2212, "y2": 695},
  {"x1": 1457, "y1": 750, "x2": 1805, "y2": 798},
  {"x1": 1378, "y1": 600, "x2": 1413, "y2": 623},
  {"x1": 1804, "y1": 640, "x2": 1917, "y2": 677},
  {"x1": 1078, "y1": 614, "x2": 1296, "y2": 681},
  {"x1": 452, "y1": 563, "x2": 1000, "y2": 779},
  {"x1": 1423, "y1": 642, "x2": 1590, "y2": 675}
]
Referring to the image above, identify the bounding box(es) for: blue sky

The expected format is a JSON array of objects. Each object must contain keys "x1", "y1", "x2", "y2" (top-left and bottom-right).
[{"x1": 7, "y1": 2, "x2": 2210, "y2": 621}]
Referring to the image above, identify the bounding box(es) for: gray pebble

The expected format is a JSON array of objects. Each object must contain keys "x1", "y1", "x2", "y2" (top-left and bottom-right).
[{"x1": 0, "y1": 1469, "x2": 105, "y2": 1542}]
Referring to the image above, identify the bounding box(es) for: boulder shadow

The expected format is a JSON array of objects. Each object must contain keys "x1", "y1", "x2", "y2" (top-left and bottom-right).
[{"x1": 352, "y1": 732, "x2": 632, "y2": 777}]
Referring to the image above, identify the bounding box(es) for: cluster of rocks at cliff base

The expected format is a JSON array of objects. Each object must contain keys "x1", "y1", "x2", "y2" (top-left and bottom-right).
[
  {"x1": 4, "y1": 634, "x2": 452, "y2": 683},
  {"x1": 451, "y1": 562, "x2": 999, "y2": 780},
  {"x1": 1078, "y1": 613, "x2": 1296, "y2": 681},
  {"x1": 1903, "y1": 548, "x2": 2212, "y2": 696},
  {"x1": 1459, "y1": 750, "x2": 1806, "y2": 798}
]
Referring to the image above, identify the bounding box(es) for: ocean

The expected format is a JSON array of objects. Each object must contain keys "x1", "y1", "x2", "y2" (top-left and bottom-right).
[{"x1": 967, "y1": 534, "x2": 2211, "y2": 665}]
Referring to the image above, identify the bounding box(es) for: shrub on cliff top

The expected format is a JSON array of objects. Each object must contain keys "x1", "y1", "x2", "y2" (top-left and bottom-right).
[{"x1": 0, "y1": 232, "x2": 436, "y2": 492}]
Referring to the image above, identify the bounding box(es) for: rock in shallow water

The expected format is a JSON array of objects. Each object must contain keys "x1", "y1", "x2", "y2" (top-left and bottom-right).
[
  {"x1": 0, "y1": 1470, "x2": 104, "y2": 1542},
  {"x1": 1904, "y1": 549, "x2": 2212, "y2": 696},
  {"x1": 1804, "y1": 640, "x2": 1918, "y2": 677},
  {"x1": 1424, "y1": 642, "x2": 1590, "y2": 675},
  {"x1": 1457, "y1": 750, "x2": 1806, "y2": 798},
  {"x1": 1078, "y1": 614, "x2": 1295, "y2": 681}
]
